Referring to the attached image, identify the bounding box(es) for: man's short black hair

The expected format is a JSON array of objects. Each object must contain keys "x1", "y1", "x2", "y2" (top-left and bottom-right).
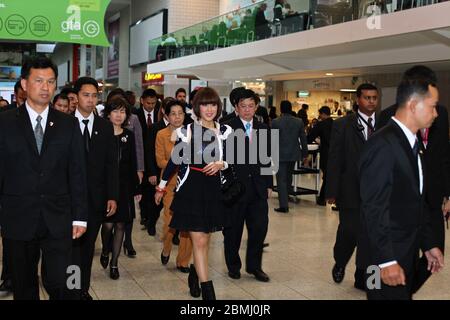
[
  {"x1": 237, "y1": 89, "x2": 257, "y2": 104},
  {"x1": 318, "y1": 106, "x2": 331, "y2": 116},
  {"x1": 74, "y1": 77, "x2": 98, "y2": 93},
  {"x1": 60, "y1": 86, "x2": 77, "y2": 96},
  {"x1": 396, "y1": 79, "x2": 436, "y2": 107},
  {"x1": 229, "y1": 87, "x2": 246, "y2": 107},
  {"x1": 141, "y1": 88, "x2": 157, "y2": 99},
  {"x1": 53, "y1": 93, "x2": 69, "y2": 105},
  {"x1": 402, "y1": 65, "x2": 437, "y2": 83},
  {"x1": 175, "y1": 88, "x2": 186, "y2": 96},
  {"x1": 21, "y1": 56, "x2": 58, "y2": 79},
  {"x1": 280, "y1": 100, "x2": 292, "y2": 114},
  {"x1": 356, "y1": 83, "x2": 378, "y2": 98},
  {"x1": 301, "y1": 103, "x2": 309, "y2": 110},
  {"x1": 14, "y1": 80, "x2": 23, "y2": 94}
]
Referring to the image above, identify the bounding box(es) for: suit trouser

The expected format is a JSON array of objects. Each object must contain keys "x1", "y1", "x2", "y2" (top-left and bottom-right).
[
  {"x1": 161, "y1": 189, "x2": 192, "y2": 267},
  {"x1": 223, "y1": 184, "x2": 269, "y2": 273},
  {"x1": 334, "y1": 208, "x2": 360, "y2": 268},
  {"x1": 7, "y1": 217, "x2": 72, "y2": 300},
  {"x1": 1, "y1": 237, "x2": 11, "y2": 281},
  {"x1": 276, "y1": 161, "x2": 296, "y2": 208},
  {"x1": 140, "y1": 182, "x2": 163, "y2": 228},
  {"x1": 412, "y1": 207, "x2": 445, "y2": 294},
  {"x1": 318, "y1": 168, "x2": 327, "y2": 201},
  {"x1": 71, "y1": 217, "x2": 102, "y2": 295}
]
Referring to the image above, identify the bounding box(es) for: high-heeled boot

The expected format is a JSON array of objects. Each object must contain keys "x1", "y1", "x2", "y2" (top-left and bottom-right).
[
  {"x1": 188, "y1": 264, "x2": 201, "y2": 298},
  {"x1": 200, "y1": 280, "x2": 216, "y2": 300}
]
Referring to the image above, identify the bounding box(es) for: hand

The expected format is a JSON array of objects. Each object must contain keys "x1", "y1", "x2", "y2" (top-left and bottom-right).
[
  {"x1": 72, "y1": 226, "x2": 86, "y2": 239},
  {"x1": 137, "y1": 171, "x2": 144, "y2": 184},
  {"x1": 425, "y1": 248, "x2": 444, "y2": 274},
  {"x1": 135, "y1": 194, "x2": 142, "y2": 202},
  {"x1": 149, "y1": 176, "x2": 157, "y2": 185},
  {"x1": 203, "y1": 161, "x2": 224, "y2": 176},
  {"x1": 302, "y1": 158, "x2": 309, "y2": 167},
  {"x1": 327, "y1": 198, "x2": 336, "y2": 205},
  {"x1": 155, "y1": 191, "x2": 164, "y2": 205},
  {"x1": 267, "y1": 188, "x2": 272, "y2": 198},
  {"x1": 106, "y1": 200, "x2": 117, "y2": 217},
  {"x1": 442, "y1": 198, "x2": 450, "y2": 217},
  {"x1": 380, "y1": 263, "x2": 406, "y2": 286}
]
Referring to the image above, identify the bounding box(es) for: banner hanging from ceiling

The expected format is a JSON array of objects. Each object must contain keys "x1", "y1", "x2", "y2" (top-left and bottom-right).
[{"x1": 0, "y1": 0, "x2": 111, "y2": 46}]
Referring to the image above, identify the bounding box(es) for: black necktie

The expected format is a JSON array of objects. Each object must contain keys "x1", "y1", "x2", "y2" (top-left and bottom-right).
[
  {"x1": 412, "y1": 139, "x2": 419, "y2": 158},
  {"x1": 82, "y1": 119, "x2": 90, "y2": 153},
  {"x1": 367, "y1": 117, "x2": 374, "y2": 139}
]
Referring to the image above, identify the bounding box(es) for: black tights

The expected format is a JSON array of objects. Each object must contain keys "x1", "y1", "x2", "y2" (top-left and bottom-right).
[{"x1": 101, "y1": 222, "x2": 125, "y2": 267}]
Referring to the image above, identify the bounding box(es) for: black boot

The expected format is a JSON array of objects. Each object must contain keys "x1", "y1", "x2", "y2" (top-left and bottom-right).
[
  {"x1": 201, "y1": 281, "x2": 216, "y2": 300},
  {"x1": 188, "y1": 264, "x2": 201, "y2": 298}
]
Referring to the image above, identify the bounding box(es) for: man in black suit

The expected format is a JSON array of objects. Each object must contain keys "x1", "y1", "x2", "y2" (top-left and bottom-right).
[
  {"x1": 134, "y1": 89, "x2": 161, "y2": 235},
  {"x1": 220, "y1": 87, "x2": 246, "y2": 124},
  {"x1": 326, "y1": 83, "x2": 379, "y2": 289},
  {"x1": 359, "y1": 78, "x2": 444, "y2": 300},
  {"x1": 378, "y1": 65, "x2": 450, "y2": 294},
  {"x1": 307, "y1": 106, "x2": 333, "y2": 206},
  {"x1": 4, "y1": 80, "x2": 26, "y2": 111},
  {"x1": 0, "y1": 56, "x2": 88, "y2": 300},
  {"x1": 223, "y1": 89, "x2": 272, "y2": 282},
  {"x1": 72, "y1": 77, "x2": 118, "y2": 300}
]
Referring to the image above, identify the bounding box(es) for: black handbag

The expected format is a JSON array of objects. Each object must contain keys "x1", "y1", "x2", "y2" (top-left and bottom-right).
[{"x1": 220, "y1": 166, "x2": 245, "y2": 206}]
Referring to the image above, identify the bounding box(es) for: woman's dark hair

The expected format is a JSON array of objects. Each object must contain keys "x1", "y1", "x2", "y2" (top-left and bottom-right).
[
  {"x1": 103, "y1": 96, "x2": 131, "y2": 127},
  {"x1": 164, "y1": 99, "x2": 186, "y2": 116},
  {"x1": 192, "y1": 87, "x2": 222, "y2": 121},
  {"x1": 106, "y1": 88, "x2": 126, "y2": 104}
]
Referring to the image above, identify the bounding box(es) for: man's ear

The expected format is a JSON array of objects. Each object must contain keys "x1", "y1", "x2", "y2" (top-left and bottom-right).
[{"x1": 20, "y1": 78, "x2": 27, "y2": 93}]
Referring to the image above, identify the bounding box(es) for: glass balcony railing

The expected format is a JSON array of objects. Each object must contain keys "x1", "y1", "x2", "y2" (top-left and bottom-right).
[{"x1": 148, "y1": 0, "x2": 446, "y2": 64}]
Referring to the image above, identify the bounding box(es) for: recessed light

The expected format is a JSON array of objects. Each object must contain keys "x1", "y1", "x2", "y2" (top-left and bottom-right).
[
  {"x1": 340, "y1": 89, "x2": 356, "y2": 92},
  {"x1": 256, "y1": 78, "x2": 263, "y2": 81},
  {"x1": 326, "y1": 73, "x2": 334, "y2": 76},
  {"x1": 235, "y1": 80, "x2": 241, "y2": 83}
]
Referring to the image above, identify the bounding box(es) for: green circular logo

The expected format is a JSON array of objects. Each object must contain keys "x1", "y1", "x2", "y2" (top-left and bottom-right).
[
  {"x1": 5, "y1": 15, "x2": 27, "y2": 36},
  {"x1": 30, "y1": 16, "x2": 51, "y2": 37},
  {"x1": 0, "y1": 18, "x2": 3, "y2": 31}
]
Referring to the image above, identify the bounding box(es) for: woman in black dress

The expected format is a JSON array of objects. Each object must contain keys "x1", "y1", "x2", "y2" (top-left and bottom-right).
[
  {"x1": 155, "y1": 88, "x2": 232, "y2": 300},
  {"x1": 100, "y1": 96, "x2": 141, "y2": 280}
]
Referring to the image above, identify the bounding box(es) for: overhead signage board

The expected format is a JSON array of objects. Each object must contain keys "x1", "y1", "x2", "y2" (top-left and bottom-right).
[{"x1": 0, "y1": 0, "x2": 110, "y2": 46}]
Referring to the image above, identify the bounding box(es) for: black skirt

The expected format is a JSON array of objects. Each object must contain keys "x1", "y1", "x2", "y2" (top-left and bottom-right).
[{"x1": 170, "y1": 169, "x2": 230, "y2": 233}]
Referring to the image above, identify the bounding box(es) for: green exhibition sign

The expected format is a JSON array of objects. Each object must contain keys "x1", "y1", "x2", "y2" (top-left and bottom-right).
[{"x1": 0, "y1": 0, "x2": 111, "y2": 46}]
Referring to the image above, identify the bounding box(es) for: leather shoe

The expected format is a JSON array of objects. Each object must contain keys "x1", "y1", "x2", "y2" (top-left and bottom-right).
[
  {"x1": 147, "y1": 225, "x2": 156, "y2": 236},
  {"x1": 247, "y1": 269, "x2": 269, "y2": 282},
  {"x1": 332, "y1": 264, "x2": 345, "y2": 283},
  {"x1": 177, "y1": 266, "x2": 190, "y2": 273},
  {"x1": 228, "y1": 271, "x2": 241, "y2": 279},
  {"x1": 161, "y1": 251, "x2": 170, "y2": 265},
  {"x1": 263, "y1": 243, "x2": 269, "y2": 248},
  {"x1": 100, "y1": 253, "x2": 109, "y2": 269},
  {"x1": 0, "y1": 280, "x2": 12, "y2": 296},
  {"x1": 274, "y1": 207, "x2": 289, "y2": 213},
  {"x1": 110, "y1": 266, "x2": 120, "y2": 280},
  {"x1": 81, "y1": 290, "x2": 93, "y2": 300},
  {"x1": 123, "y1": 244, "x2": 136, "y2": 257},
  {"x1": 316, "y1": 198, "x2": 326, "y2": 206}
]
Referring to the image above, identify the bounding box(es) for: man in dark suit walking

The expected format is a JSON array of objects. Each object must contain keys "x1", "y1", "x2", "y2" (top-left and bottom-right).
[
  {"x1": 223, "y1": 89, "x2": 272, "y2": 282},
  {"x1": 72, "y1": 77, "x2": 118, "y2": 300},
  {"x1": 134, "y1": 89, "x2": 161, "y2": 236},
  {"x1": 307, "y1": 106, "x2": 333, "y2": 206},
  {"x1": 0, "y1": 56, "x2": 88, "y2": 300},
  {"x1": 359, "y1": 78, "x2": 444, "y2": 300},
  {"x1": 377, "y1": 65, "x2": 450, "y2": 294},
  {"x1": 271, "y1": 100, "x2": 308, "y2": 213},
  {"x1": 326, "y1": 83, "x2": 379, "y2": 289}
]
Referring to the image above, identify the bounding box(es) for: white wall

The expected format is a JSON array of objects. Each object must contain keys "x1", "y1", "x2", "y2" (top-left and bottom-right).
[{"x1": 52, "y1": 43, "x2": 74, "y2": 88}]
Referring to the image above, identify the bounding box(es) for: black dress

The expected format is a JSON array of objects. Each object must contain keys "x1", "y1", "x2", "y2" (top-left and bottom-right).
[
  {"x1": 104, "y1": 129, "x2": 139, "y2": 223},
  {"x1": 161, "y1": 122, "x2": 232, "y2": 233}
]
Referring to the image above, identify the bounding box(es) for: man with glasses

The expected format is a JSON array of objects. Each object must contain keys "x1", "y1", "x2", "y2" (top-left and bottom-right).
[{"x1": 0, "y1": 56, "x2": 88, "y2": 299}]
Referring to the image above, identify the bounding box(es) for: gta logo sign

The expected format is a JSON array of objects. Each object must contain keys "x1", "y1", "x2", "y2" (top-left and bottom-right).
[{"x1": 61, "y1": 5, "x2": 99, "y2": 38}]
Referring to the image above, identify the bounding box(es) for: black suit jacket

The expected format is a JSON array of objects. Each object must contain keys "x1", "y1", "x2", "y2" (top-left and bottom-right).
[
  {"x1": 147, "y1": 119, "x2": 168, "y2": 179},
  {"x1": 0, "y1": 106, "x2": 88, "y2": 241},
  {"x1": 380, "y1": 104, "x2": 450, "y2": 209},
  {"x1": 358, "y1": 119, "x2": 436, "y2": 272},
  {"x1": 134, "y1": 106, "x2": 160, "y2": 176},
  {"x1": 326, "y1": 113, "x2": 376, "y2": 209},
  {"x1": 220, "y1": 111, "x2": 237, "y2": 124},
  {"x1": 225, "y1": 116, "x2": 273, "y2": 200},
  {"x1": 84, "y1": 115, "x2": 119, "y2": 218},
  {"x1": 307, "y1": 117, "x2": 333, "y2": 170}
]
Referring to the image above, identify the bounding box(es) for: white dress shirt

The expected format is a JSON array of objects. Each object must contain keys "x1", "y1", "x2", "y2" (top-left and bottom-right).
[
  {"x1": 143, "y1": 109, "x2": 155, "y2": 125},
  {"x1": 75, "y1": 109, "x2": 95, "y2": 137},
  {"x1": 357, "y1": 110, "x2": 376, "y2": 141},
  {"x1": 240, "y1": 118, "x2": 253, "y2": 137},
  {"x1": 26, "y1": 102, "x2": 49, "y2": 133},
  {"x1": 379, "y1": 117, "x2": 423, "y2": 269}
]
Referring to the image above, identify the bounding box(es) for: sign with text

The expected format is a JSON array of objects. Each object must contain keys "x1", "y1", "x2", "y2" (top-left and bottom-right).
[
  {"x1": 0, "y1": 0, "x2": 110, "y2": 46},
  {"x1": 142, "y1": 72, "x2": 164, "y2": 87}
]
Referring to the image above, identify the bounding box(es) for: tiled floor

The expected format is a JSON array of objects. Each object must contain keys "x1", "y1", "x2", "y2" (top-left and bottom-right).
[{"x1": 1, "y1": 176, "x2": 449, "y2": 300}]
